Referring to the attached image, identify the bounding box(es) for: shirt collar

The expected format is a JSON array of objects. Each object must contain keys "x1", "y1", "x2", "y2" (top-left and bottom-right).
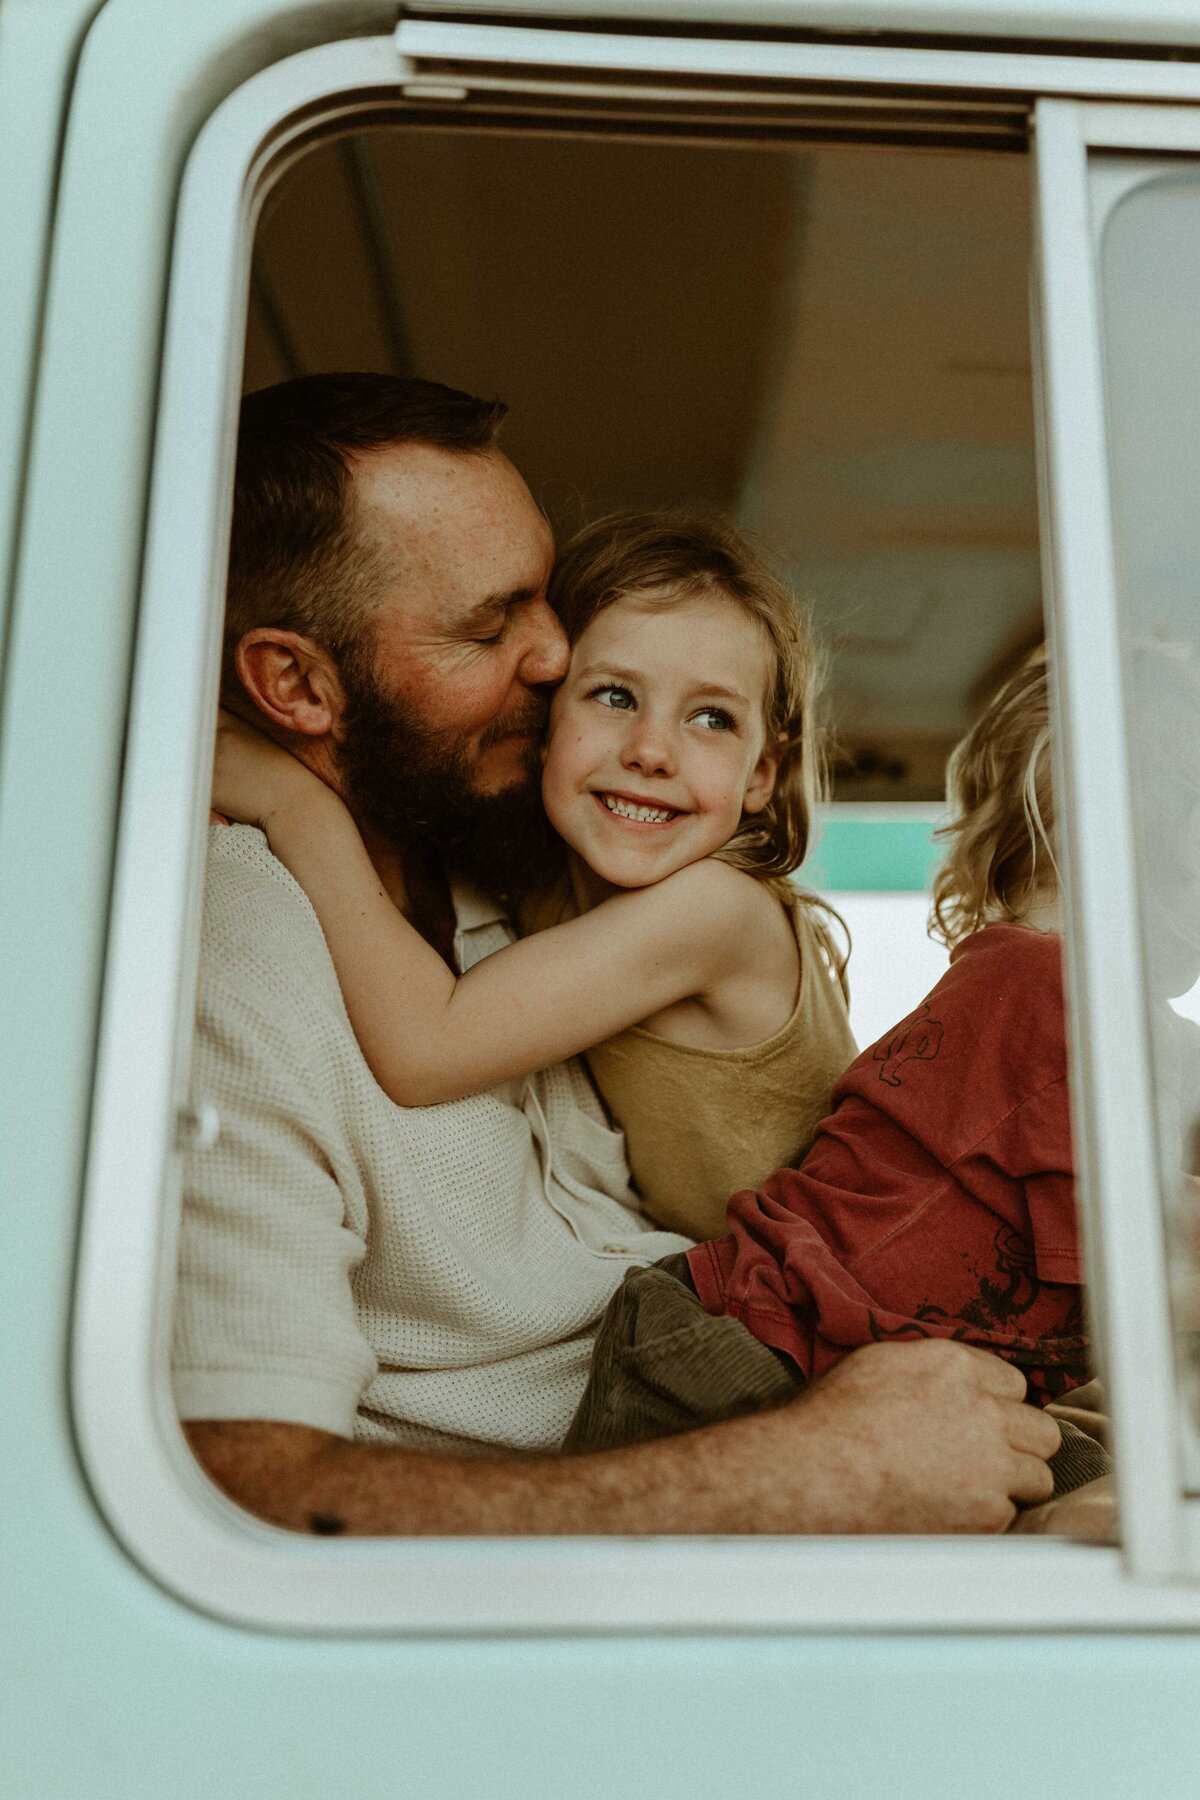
[
  {"x1": 449, "y1": 875, "x2": 513, "y2": 975},
  {"x1": 449, "y1": 874, "x2": 509, "y2": 934}
]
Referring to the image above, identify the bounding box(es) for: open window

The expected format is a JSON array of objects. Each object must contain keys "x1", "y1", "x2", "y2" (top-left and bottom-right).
[
  {"x1": 243, "y1": 99, "x2": 1036, "y2": 1038},
  {"x1": 71, "y1": 24, "x2": 1200, "y2": 1631}
]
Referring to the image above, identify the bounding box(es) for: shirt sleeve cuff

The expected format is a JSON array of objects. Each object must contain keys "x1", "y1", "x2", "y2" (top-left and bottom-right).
[{"x1": 173, "y1": 1369, "x2": 361, "y2": 1439}]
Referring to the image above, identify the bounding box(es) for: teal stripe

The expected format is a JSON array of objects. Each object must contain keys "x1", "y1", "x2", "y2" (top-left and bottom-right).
[{"x1": 799, "y1": 815, "x2": 941, "y2": 893}]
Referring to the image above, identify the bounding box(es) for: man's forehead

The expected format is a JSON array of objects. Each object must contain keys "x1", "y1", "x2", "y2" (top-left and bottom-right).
[{"x1": 350, "y1": 442, "x2": 553, "y2": 592}]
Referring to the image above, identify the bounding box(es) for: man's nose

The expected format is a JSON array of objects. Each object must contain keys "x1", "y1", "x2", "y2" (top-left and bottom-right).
[{"x1": 516, "y1": 597, "x2": 570, "y2": 686}]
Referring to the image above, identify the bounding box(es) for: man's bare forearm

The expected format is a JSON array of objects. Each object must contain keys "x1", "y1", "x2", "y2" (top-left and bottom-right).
[
  {"x1": 184, "y1": 1340, "x2": 1061, "y2": 1538},
  {"x1": 186, "y1": 1411, "x2": 822, "y2": 1536}
]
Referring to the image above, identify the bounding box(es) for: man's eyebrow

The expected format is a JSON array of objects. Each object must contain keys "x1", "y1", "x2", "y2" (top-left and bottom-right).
[
  {"x1": 575, "y1": 662, "x2": 751, "y2": 706},
  {"x1": 462, "y1": 584, "x2": 541, "y2": 627}
]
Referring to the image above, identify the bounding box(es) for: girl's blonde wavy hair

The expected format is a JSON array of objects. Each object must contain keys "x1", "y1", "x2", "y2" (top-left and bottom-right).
[
  {"x1": 931, "y1": 644, "x2": 1058, "y2": 950},
  {"x1": 550, "y1": 510, "x2": 847, "y2": 981}
]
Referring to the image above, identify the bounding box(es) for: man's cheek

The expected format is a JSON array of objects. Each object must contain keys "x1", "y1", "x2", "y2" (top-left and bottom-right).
[
  {"x1": 472, "y1": 735, "x2": 541, "y2": 796},
  {"x1": 396, "y1": 654, "x2": 482, "y2": 735}
]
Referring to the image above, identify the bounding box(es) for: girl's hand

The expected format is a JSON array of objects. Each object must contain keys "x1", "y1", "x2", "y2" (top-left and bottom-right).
[{"x1": 211, "y1": 709, "x2": 338, "y2": 833}]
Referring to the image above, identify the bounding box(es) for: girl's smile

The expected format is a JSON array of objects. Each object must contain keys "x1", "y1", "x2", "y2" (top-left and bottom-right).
[
  {"x1": 592, "y1": 790, "x2": 683, "y2": 827},
  {"x1": 541, "y1": 590, "x2": 780, "y2": 890}
]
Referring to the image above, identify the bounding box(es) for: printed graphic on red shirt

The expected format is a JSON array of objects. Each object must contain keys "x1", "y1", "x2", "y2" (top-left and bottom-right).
[
  {"x1": 872, "y1": 1002, "x2": 944, "y2": 1087},
  {"x1": 861, "y1": 1219, "x2": 1087, "y2": 1398}
]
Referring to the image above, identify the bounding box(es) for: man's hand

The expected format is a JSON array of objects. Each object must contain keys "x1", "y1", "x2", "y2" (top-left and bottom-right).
[
  {"x1": 184, "y1": 1339, "x2": 1056, "y2": 1537},
  {"x1": 761, "y1": 1338, "x2": 1060, "y2": 1534}
]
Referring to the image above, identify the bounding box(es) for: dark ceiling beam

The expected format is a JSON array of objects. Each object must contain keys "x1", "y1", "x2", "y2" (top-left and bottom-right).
[
  {"x1": 249, "y1": 259, "x2": 304, "y2": 381},
  {"x1": 341, "y1": 133, "x2": 415, "y2": 379}
]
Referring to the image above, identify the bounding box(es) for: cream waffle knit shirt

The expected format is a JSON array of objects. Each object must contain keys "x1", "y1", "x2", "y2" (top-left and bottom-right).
[{"x1": 172, "y1": 825, "x2": 691, "y2": 1455}]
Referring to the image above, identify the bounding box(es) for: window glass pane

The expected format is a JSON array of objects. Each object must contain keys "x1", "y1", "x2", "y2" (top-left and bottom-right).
[{"x1": 1098, "y1": 166, "x2": 1200, "y2": 1466}]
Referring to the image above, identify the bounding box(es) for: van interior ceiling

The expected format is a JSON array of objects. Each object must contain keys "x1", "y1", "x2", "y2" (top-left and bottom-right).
[{"x1": 245, "y1": 125, "x2": 1042, "y2": 803}]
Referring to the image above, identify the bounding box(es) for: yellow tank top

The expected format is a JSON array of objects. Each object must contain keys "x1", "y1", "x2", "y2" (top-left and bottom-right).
[{"x1": 581, "y1": 888, "x2": 856, "y2": 1239}]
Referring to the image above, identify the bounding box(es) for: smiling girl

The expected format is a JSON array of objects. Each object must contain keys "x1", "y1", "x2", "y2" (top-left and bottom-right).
[{"x1": 212, "y1": 512, "x2": 855, "y2": 1239}]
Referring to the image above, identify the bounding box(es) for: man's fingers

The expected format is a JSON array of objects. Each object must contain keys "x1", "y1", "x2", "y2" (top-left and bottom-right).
[
  {"x1": 1045, "y1": 1402, "x2": 1110, "y2": 1451},
  {"x1": 1006, "y1": 1402, "x2": 1062, "y2": 1460},
  {"x1": 957, "y1": 1345, "x2": 1029, "y2": 1400},
  {"x1": 1009, "y1": 1450, "x2": 1056, "y2": 1508}
]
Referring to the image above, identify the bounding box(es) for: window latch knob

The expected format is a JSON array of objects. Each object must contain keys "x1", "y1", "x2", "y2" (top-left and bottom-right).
[{"x1": 176, "y1": 1102, "x2": 221, "y2": 1153}]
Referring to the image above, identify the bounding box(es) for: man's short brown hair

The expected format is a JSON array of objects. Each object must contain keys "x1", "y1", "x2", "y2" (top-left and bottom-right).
[{"x1": 223, "y1": 373, "x2": 507, "y2": 695}]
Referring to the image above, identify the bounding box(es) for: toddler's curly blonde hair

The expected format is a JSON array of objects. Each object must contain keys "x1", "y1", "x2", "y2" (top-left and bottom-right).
[{"x1": 931, "y1": 644, "x2": 1057, "y2": 950}]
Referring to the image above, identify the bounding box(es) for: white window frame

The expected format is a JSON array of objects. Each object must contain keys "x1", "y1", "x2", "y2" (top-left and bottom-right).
[
  {"x1": 70, "y1": 27, "x2": 1200, "y2": 1634},
  {"x1": 1032, "y1": 98, "x2": 1200, "y2": 1583}
]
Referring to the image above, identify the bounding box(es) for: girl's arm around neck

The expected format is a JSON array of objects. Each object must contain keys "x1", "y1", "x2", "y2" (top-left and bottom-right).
[{"x1": 266, "y1": 810, "x2": 760, "y2": 1106}]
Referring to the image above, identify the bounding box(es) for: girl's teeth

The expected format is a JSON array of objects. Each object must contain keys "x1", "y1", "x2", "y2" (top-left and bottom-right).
[{"x1": 602, "y1": 794, "x2": 676, "y2": 823}]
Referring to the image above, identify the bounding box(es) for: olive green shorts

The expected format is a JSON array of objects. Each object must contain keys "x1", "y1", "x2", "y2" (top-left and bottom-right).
[{"x1": 565, "y1": 1254, "x2": 1109, "y2": 1499}]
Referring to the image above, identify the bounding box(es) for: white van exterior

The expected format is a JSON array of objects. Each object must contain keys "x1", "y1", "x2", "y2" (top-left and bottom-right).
[{"x1": 4, "y1": 1, "x2": 1200, "y2": 1792}]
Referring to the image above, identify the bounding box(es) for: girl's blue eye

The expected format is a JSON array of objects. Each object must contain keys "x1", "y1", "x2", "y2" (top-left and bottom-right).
[
  {"x1": 694, "y1": 707, "x2": 735, "y2": 731},
  {"x1": 590, "y1": 683, "x2": 636, "y2": 711}
]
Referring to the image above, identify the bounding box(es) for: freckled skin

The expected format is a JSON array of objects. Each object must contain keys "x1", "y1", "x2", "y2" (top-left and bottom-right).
[
  {"x1": 184, "y1": 1341, "x2": 1060, "y2": 1537},
  {"x1": 348, "y1": 445, "x2": 564, "y2": 797},
  {"x1": 541, "y1": 594, "x2": 779, "y2": 893}
]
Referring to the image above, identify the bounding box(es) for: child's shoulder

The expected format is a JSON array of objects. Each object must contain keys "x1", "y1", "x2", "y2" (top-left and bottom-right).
[
  {"x1": 950, "y1": 920, "x2": 1063, "y2": 984},
  {"x1": 641, "y1": 860, "x2": 794, "y2": 983},
  {"x1": 931, "y1": 921, "x2": 1066, "y2": 1054},
  {"x1": 652, "y1": 856, "x2": 777, "y2": 925}
]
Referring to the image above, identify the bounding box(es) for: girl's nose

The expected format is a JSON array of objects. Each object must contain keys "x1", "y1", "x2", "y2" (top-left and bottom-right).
[{"x1": 620, "y1": 716, "x2": 677, "y2": 777}]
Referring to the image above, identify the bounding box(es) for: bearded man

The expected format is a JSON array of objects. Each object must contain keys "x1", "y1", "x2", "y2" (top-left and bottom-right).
[{"x1": 176, "y1": 373, "x2": 1059, "y2": 1535}]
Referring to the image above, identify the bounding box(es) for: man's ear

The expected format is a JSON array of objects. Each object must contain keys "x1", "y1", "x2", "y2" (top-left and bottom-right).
[
  {"x1": 742, "y1": 743, "x2": 782, "y2": 816},
  {"x1": 234, "y1": 630, "x2": 345, "y2": 739}
]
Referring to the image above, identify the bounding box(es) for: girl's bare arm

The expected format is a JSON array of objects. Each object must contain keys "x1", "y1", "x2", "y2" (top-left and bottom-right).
[{"x1": 212, "y1": 717, "x2": 759, "y2": 1106}]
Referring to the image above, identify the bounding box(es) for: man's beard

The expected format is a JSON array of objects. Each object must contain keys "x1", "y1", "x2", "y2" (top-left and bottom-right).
[{"x1": 336, "y1": 657, "x2": 563, "y2": 906}]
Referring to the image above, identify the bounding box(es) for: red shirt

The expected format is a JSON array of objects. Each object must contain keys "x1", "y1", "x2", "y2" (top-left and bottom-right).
[{"x1": 688, "y1": 924, "x2": 1087, "y2": 1402}]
